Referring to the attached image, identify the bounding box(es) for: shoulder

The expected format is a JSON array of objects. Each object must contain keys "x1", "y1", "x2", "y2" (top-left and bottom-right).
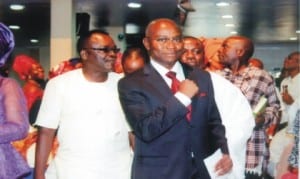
[
  {"x1": 0, "y1": 76, "x2": 22, "y2": 89},
  {"x1": 247, "y1": 66, "x2": 273, "y2": 81},
  {"x1": 48, "y1": 69, "x2": 81, "y2": 84}
]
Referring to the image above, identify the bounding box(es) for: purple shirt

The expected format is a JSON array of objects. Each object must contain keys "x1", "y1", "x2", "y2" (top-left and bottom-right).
[{"x1": 0, "y1": 76, "x2": 30, "y2": 178}]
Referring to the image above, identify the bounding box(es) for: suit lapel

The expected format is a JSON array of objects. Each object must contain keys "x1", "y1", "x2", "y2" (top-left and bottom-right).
[{"x1": 143, "y1": 64, "x2": 172, "y2": 97}]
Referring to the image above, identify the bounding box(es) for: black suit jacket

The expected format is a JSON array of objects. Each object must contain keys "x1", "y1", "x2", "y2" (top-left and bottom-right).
[{"x1": 118, "y1": 63, "x2": 228, "y2": 179}]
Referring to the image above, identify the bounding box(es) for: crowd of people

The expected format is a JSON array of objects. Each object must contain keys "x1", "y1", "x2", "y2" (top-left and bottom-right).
[{"x1": 0, "y1": 17, "x2": 299, "y2": 179}]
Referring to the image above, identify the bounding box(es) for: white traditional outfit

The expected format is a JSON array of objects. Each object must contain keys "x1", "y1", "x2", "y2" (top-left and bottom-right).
[{"x1": 36, "y1": 69, "x2": 132, "y2": 179}]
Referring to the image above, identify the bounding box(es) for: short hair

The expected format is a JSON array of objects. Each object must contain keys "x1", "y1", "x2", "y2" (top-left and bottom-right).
[{"x1": 76, "y1": 29, "x2": 109, "y2": 54}]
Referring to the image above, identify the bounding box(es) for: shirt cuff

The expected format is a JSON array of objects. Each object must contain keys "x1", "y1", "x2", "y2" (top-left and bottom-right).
[{"x1": 174, "y1": 92, "x2": 191, "y2": 107}]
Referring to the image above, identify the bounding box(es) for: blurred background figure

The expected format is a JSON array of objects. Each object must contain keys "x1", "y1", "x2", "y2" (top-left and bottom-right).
[
  {"x1": 248, "y1": 58, "x2": 264, "y2": 69},
  {"x1": 0, "y1": 22, "x2": 30, "y2": 179},
  {"x1": 48, "y1": 57, "x2": 82, "y2": 79},
  {"x1": 280, "y1": 51, "x2": 300, "y2": 133},
  {"x1": 13, "y1": 54, "x2": 46, "y2": 112},
  {"x1": 12, "y1": 54, "x2": 59, "y2": 179},
  {"x1": 268, "y1": 51, "x2": 300, "y2": 178},
  {"x1": 180, "y1": 36, "x2": 206, "y2": 69},
  {"x1": 121, "y1": 47, "x2": 149, "y2": 75},
  {"x1": 120, "y1": 46, "x2": 149, "y2": 150},
  {"x1": 202, "y1": 37, "x2": 225, "y2": 72}
]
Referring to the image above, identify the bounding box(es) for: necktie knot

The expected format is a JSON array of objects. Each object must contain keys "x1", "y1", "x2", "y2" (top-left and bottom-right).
[
  {"x1": 166, "y1": 71, "x2": 180, "y2": 94},
  {"x1": 166, "y1": 71, "x2": 177, "y2": 80}
]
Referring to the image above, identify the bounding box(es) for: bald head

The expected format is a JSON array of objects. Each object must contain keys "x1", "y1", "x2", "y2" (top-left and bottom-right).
[
  {"x1": 226, "y1": 36, "x2": 254, "y2": 61},
  {"x1": 145, "y1": 18, "x2": 181, "y2": 37},
  {"x1": 143, "y1": 18, "x2": 184, "y2": 69}
]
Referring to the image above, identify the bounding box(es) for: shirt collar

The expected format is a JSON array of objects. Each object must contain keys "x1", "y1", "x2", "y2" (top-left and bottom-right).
[{"x1": 150, "y1": 59, "x2": 185, "y2": 81}]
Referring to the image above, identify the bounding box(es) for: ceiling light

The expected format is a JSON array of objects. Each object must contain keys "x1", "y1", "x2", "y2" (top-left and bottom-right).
[
  {"x1": 128, "y1": 2, "x2": 142, "y2": 8},
  {"x1": 296, "y1": 30, "x2": 300, "y2": 34},
  {"x1": 230, "y1": 31, "x2": 237, "y2": 34},
  {"x1": 30, "y1": 39, "x2": 39, "y2": 43},
  {"x1": 9, "y1": 25, "x2": 20, "y2": 30},
  {"x1": 216, "y1": 2, "x2": 230, "y2": 7},
  {"x1": 222, "y1": 15, "x2": 233, "y2": 19},
  {"x1": 10, "y1": 4, "x2": 25, "y2": 11},
  {"x1": 289, "y1": 37, "x2": 297, "y2": 41},
  {"x1": 125, "y1": 23, "x2": 140, "y2": 34},
  {"x1": 225, "y1": 24, "x2": 235, "y2": 27}
]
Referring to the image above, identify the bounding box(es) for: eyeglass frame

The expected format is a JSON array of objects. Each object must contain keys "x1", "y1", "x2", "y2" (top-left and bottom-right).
[{"x1": 83, "y1": 47, "x2": 121, "y2": 54}]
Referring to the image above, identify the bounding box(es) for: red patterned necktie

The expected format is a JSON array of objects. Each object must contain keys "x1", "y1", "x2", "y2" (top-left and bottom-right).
[{"x1": 166, "y1": 71, "x2": 192, "y2": 121}]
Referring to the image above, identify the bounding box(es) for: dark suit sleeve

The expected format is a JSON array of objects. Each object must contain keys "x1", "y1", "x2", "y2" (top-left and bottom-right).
[{"x1": 118, "y1": 77, "x2": 188, "y2": 143}]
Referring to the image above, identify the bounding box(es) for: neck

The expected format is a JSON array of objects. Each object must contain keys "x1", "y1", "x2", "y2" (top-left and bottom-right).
[
  {"x1": 82, "y1": 68, "x2": 109, "y2": 82},
  {"x1": 231, "y1": 61, "x2": 247, "y2": 75}
]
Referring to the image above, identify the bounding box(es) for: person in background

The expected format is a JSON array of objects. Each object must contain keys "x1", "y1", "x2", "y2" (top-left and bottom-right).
[
  {"x1": 280, "y1": 51, "x2": 300, "y2": 134},
  {"x1": 34, "y1": 29, "x2": 132, "y2": 179},
  {"x1": 248, "y1": 58, "x2": 264, "y2": 69},
  {"x1": 12, "y1": 54, "x2": 58, "y2": 179},
  {"x1": 180, "y1": 35, "x2": 254, "y2": 178},
  {"x1": 121, "y1": 47, "x2": 149, "y2": 75},
  {"x1": 48, "y1": 57, "x2": 82, "y2": 79},
  {"x1": 12, "y1": 54, "x2": 46, "y2": 113},
  {"x1": 201, "y1": 37, "x2": 225, "y2": 72},
  {"x1": 285, "y1": 109, "x2": 299, "y2": 178},
  {"x1": 118, "y1": 18, "x2": 232, "y2": 179},
  {"x1": 218, "y1": 35, "x2": 280, "y2": 179},
  {"x1": 269, "y1": 51, "x2": 300, "y2": 178},
  {"x1": 120, "y1": 46, "x2": 150, "y2": 150},
  {"x1": 0, "y1": 22, "x2": 30, "y2": 179},
  {"x1": 180, "y1": 36, "x2": 206, "y2": 69}
]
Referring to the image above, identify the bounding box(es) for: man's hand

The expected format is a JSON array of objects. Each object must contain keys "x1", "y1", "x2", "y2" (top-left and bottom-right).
[
  {"x1": 178, "y1": 79, "x2": 199, "y2": 98},
  {"x1": 282, "y1": 92, "x2": 294, "y2": 105},
  {"x1": 214, "y1": 154, "x2": 233, "y2": 176}
]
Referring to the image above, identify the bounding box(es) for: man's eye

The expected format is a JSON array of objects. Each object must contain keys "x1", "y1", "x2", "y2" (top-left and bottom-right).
[
  {"x1": 156, "y1": 38, "x2": 168, "y2": 42},
  {"x1": 173, "y1": 37, "x2": 182, "y2": 42}
]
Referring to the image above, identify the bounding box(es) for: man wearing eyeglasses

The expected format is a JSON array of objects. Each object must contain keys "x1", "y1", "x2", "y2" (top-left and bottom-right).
[
  {"x1": 118, "y1": 18, "x2": 232, "y2": 179},
  {"x1": 34, "y1": 30, "x2": 132, "y2": 179}
]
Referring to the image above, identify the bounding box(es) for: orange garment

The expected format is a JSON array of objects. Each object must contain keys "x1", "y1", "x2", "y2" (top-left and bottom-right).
[
  {"x1": 22, "y1": 80, "x2": 44, "y2": 111},
  {"x1": 12, "y1": 130, "x2": 59, "y2": 162}
]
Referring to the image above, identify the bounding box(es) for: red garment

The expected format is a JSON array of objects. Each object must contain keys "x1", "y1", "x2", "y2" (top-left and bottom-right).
[{"x1": 22, "y1": 81, "x2": 43, "y2": 111}]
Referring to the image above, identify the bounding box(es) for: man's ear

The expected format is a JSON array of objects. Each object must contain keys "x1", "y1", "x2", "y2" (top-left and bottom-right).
[
  {"x1": 80, "y1": 50, "x2": 88, "y2": 61},
  {"x1": 143, "y1": 37, "x2": 150, "y2": 51},
  {"x1": 236, "y1": 49, "x2": 245, "y2": 58}
]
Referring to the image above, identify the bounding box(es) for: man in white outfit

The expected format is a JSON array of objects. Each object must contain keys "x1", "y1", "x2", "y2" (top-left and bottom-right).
[{"x1": 34, "y1": 30, "x2": 132, "y2": 179}]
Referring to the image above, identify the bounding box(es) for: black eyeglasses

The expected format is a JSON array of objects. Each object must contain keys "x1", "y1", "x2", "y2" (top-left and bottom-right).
[{"x1": 84, "y1": 47, "x2": 121, "y2": 54}]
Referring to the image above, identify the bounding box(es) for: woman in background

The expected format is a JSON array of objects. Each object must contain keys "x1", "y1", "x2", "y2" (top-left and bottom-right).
[{"x1": 0, "y1": 22, "x2": 30, "y2": 178}]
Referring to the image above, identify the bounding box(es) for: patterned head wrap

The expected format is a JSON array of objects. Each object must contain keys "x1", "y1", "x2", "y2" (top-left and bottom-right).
[
  {"x1": 0, "y1": 23, "x2": 15, "y2": 67},
  {"x1": 202, "y1": 37, "x2": 224, "y2": 64},
  {"x1": 48, "y1": 58, "x2": 82, "y2": 79},
  {"x1": 13, "y1": 54, "x2": 39, "y2": 80}
]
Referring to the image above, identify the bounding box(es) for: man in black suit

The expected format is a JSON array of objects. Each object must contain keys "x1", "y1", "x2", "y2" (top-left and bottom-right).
[{"x1": 118, "y1": 18, "x2": 232, "y2": 179}]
